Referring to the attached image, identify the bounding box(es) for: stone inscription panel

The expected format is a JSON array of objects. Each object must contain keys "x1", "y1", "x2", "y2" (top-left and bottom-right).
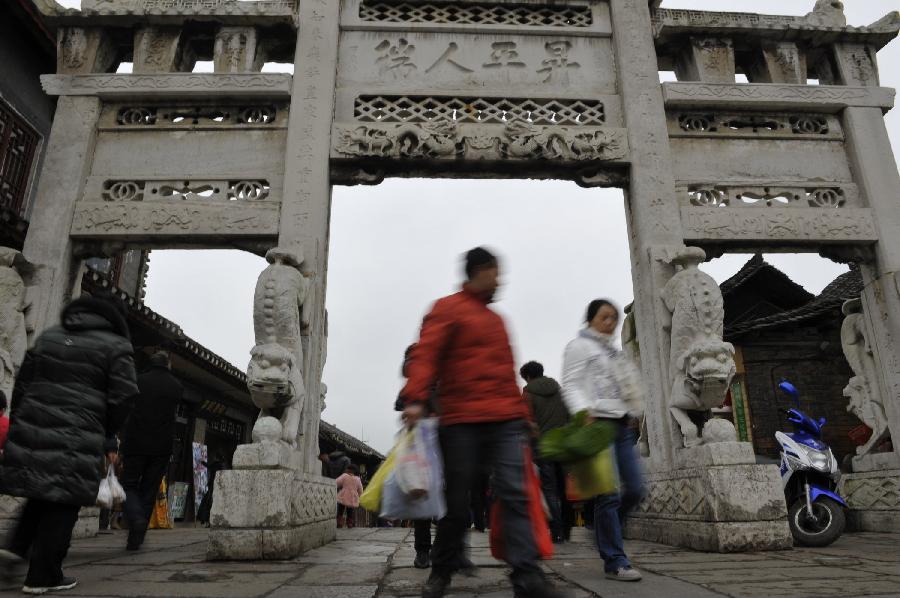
[
  {"x1": 70, "y1": 201, "x2": 280, "y2": 239},
  {"x1": 681, "y1": 207, "x2": 878, "y2": 243},
  {"x1": 670, "y1": 138, "x2": 853, "y2": 184},
  {"x1": 336, "y1": 31, "x2": 618, "y2": 96}
]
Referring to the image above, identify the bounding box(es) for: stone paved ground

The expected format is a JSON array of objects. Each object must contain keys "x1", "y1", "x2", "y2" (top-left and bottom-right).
[{"x1": 2, "y1": 527, "x2": 899, "y2": 597}]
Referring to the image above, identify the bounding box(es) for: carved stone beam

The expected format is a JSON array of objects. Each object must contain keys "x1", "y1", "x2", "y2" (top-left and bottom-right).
[
  {"x1": 833, "y1": 43, "x2": 880, "y2": 87},
  {"x1": 214, "y1": 27, "x2": 264, "y2": 74},
  {"x1": 675, "y1": 37, "x2": 735, "y2": 84},
  {"x1": 57, "y1": 27, "x2": 117, "y2": 75},
  {"x1": 133, "y1": 26, "x2": 193, "y2": 74},
  {"x1": 747, "y1": 42, "x2": 807, "y2": 85}
]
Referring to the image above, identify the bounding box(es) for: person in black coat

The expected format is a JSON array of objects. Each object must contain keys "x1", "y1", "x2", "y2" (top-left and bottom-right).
[
  {"x1": 0, "y1": 293, "x2": 138, "y2": 594},
  {"x1": 119, "y1": 351, "x2": 183, "y2": 551}
]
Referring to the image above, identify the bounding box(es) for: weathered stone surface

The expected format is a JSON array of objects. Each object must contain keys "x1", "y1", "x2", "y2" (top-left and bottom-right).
[
  {"x1": 626, "y1": 518, "x2": 792, "y2": 552},
  {"x1": 207, "y1": 529, "x2": 263, "y2": 561},
  {"x1": 209, "y1": 469, "x2": 293, "y2": 529},
  {"x1": 840, "y1": 469, "x2": 900, "y2": 532},
  {"x1": 232, "y1": 441, "x2": 303, "y2": 470}
]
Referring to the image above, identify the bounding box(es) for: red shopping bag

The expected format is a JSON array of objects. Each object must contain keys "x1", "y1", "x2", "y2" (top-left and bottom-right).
[{"x1": 489, "y1": 446, "x2": 553, "y2": 561}]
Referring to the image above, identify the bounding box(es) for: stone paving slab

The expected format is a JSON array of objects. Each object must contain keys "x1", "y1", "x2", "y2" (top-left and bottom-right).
[{"x1": 2, "y1": 527, "x2": 900, "y2": 597}]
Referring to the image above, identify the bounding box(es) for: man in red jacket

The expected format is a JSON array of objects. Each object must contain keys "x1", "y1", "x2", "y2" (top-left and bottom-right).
[{"x1": 401, "y1": 247, "x2": 564, "y2": 598}]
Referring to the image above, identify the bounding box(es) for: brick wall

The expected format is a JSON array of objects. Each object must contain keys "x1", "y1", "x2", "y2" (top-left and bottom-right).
[{"x1": 735, "y1": 323, "x2": 859, "y2": 464}]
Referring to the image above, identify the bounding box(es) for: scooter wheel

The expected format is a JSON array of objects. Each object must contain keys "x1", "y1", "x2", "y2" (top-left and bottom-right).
[{"x1": 788, "y1": 497, "x2": 845, "y2": 547}]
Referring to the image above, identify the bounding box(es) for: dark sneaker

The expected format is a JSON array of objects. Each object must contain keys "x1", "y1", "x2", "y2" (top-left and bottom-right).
[
  {"x1": 421, "y1": 571, "x2": 451, "y2": 598},
  {"x1": 455, "y1": 556, "x2": 477, "y2": 577},
  {"x1": 605, "y1": 566, "x2": 642, "y2": 581},
  {"x1": 22, "y1": 577, "x2": 78, "y2": 594},
  {"x1": 126, "y1": 526, "x2": 146, "y2": 551},
  {"x1": 512, "y1": 572, "x2": 571, "y2": 598},
  {"x1": 414, "y1": 550, "x2": 431, "y2": 569}
]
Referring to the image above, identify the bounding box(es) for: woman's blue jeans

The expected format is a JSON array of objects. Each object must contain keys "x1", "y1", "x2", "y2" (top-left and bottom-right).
[{"x1": 592, "y1": 418, "x2": 645, "y2": 573}]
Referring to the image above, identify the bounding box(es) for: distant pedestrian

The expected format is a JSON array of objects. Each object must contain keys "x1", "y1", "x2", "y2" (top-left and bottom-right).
[
  {"x1": 327, "y1": 451, "x2": 352, "y2": 479},
  {"x1": 197, "y1": 457, "x2": 226, "y2": 527},
  {"x1": 120, "y1": 351, "x2": 183, "y2": 551},
  {"x1": 520, "y1": 361, "x2": 572, "y2": 544},
  {"x1": 562, "y1": 299, "x2": 645, "y2": 582},
  {"x1": 336, "y1": 464, "x2": 364, "y2": 528},
  {"x1": 0, "y1": 391, "x2": 8, "y2": 454},
  {"x1": 0, "y1": 293, "x2": 138, "y2": 595},
  {"x1": 400, "y1": 247, "x2": 563, "y2": 598}
]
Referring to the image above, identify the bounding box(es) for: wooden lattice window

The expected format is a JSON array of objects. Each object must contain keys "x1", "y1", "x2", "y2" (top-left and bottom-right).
[{"x1": 0, "y1": 101, "x2": 40, "y2": 217}]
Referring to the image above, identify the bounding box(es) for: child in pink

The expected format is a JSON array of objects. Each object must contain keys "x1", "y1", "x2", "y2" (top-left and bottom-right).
[{"x1": 336, "y1": 464, "x2": 364, "y2": 528}]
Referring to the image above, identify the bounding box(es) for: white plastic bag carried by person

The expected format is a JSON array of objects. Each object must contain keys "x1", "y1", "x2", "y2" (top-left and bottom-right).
[
  {"x1": 394, "y1": 418, "x2": 432, "y2": 496},
  {"x1": 380, "y1": 418, "x2": 446, "y2": 520},
  {"x1": 97, "y1": 465, "x2": 126, "y2": 509}
]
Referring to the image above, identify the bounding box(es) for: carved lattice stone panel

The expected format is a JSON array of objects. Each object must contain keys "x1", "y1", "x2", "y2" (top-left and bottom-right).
[
  {"x1": 354, "y1": 95, "x2": 605, "y2": 126},
  {"x1": 358, "y1": 1, "x2": 593, "y2": 27},
  {"x1": 99, "y1": 104, "x2": 286, "y2": 129},
  {"x1": 680, "y1": 183, "x2": 859, "y2": 209},
  {"x1": 668, "y1": 112, "x2": 842, "y2": 140},
  {"x1": 681, "y1": 207, "x2": 878, "y2": 242},
  {"x1": 98, "y1": 179, "x2": 270, "y2": 202}
]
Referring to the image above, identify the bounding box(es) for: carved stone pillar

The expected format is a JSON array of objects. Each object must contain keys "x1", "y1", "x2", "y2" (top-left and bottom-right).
[
  {"x1": 835, "y1": 52, "x2": 900, "y2": 527},
  {"x1": 21, "y1": 96, "x2": 100, "y2": 337},
  {"x1": 133, "y1": 26, "x2": 192, "y2": 73},
  {"x1": 610, "y1": 0, "x2": 790, "y2": 551},
  {"x1": 57, "y1": 27, "x2": 117, "y2": 75},
  {"x1": 675, "y1": 37, "x2": 735, "y2": 83},
  {"x1": 208, "y1": 0, "x2": 339, "y2": 561},
  {"x1": 214, "y1": 27, "x2": 263, "y2": 73},
  {"x1": 748, "y1": 42, "x2": 807, "y2": 84}
]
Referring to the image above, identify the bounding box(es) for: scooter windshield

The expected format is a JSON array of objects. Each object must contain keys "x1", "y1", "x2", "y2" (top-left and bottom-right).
[{"x1": 788, "y1": 408, "x2": 823, "y2": 438}]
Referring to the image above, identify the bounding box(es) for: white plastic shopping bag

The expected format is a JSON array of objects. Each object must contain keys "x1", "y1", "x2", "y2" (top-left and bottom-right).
[
  {"x1": 394, "y1": 421, "x2": 432, "y2": 496},
  {"x1": 380, "y1": 418, "x2": 446, "y2": 520},
  {"x1": 97, "y1": 465, "x2": 125, "y2": 509}
]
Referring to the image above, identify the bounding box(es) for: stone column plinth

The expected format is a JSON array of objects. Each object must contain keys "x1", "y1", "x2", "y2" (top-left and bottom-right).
[
  {"x1": 627, "y1": 460, "x2": 792, "y2": 552},
  {"x1": 839, "y1": 469, "x2": 900, "y2": 533},
  {"x1": 206, "y1": 442, "x2": 336, "y2": 560}
]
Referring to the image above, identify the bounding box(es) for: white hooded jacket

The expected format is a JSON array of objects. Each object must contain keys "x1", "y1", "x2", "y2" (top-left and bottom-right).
[{"x1": 561, "y1": 327, "x2": 644, "y2": 419}]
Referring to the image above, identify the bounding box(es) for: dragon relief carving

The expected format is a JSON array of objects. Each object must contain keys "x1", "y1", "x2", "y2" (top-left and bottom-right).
[
  {"x1": 841, "y1": 298, "x2": 891, "y2": 457},
  {"x1": 333, "y1": 119, "x2": 625, "y2": 162},
  {"x1": 662, "y1": 247, "x2": 737, "y2": 449},
  {"x1": 247, "y1": 247, "x2": 310, "y2": 447}
]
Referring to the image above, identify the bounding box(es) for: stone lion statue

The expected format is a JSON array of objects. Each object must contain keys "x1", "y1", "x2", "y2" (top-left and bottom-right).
[
  {"x1": 662, "y1": 247, "x2": 737, "y2": 448},
  {"x1": 247, "y1": 247, "x2": 310, "y2": 446},
  {"x1": 840, "y1": 298, "x2": 890, "y2": 456},
  {"x1": 0, "y1": 247, "x2": 28, "y2": 404}
]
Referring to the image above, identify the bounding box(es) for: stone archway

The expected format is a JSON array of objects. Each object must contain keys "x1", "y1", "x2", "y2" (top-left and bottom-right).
[{"x1": 9, "y1": 0, "x2": 900, "y2": 558}]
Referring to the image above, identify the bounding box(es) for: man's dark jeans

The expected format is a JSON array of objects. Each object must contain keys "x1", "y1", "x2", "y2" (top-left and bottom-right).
[
  {"x1": 431, "y1": 420, "x2": 541, "y2": 585},
  {"x1": 414, "y1": 519, "x2": 432, "y2": 553},
  {"x1": 8, "y1": 499, "x2": 80, "y2": 587},
  {"x1": 121, "y1": 454, "x2": 169, "y2": 540},
  {"x1": 536, "y1": 459, "x2": 571, "y2": 541}
]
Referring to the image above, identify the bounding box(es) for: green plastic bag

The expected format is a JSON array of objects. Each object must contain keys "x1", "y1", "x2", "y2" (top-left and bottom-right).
[
  {"x1": 359, "y1": 447, "x2": 397, "y2": 513},
  {"x1": 567, "y1": 448, "x2": 617, "y2": 500},
  {"x1": 538, "y1": 411, "x2": 616, "y2": 463}
]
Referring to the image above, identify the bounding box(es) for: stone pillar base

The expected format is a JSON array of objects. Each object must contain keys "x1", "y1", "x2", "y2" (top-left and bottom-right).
[
  {"x1": 839, "y1": 468, "x2": 900, "y2": 533},
  {"x1": 625, "y1": 463, "x2": 792, "y2": 552},
  {"x1": 72, "y1": 506, "x2": 100, "y2": 539},
  {"x1": 206, "y1": 444, "x2": 336, "y2": 561},
  {"x1": 0, "y1": 496, "x2": 25, "y2": 541}
]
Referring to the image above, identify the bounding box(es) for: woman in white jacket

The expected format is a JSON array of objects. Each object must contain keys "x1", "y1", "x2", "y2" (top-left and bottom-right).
[{"x1": 561, "y1": 299, "x2": 645, "y2": 583}]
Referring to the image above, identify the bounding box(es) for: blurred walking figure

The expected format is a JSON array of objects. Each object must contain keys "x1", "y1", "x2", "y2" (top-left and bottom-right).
[
  {"x1": 400, "y1": 247, "x2": 564, "y2": 598},
  {"x1": 0, "y1": 391, "x2": 9, "y2": 454},
  {"x1": 562, "y1": 299, "x2": 645, "y2": 582},
  {"x1": 336, "y1": 464, "x2": 364, "y2": 528},
  {"x1": 120, "y1": 350, "x2": 183, "y2": 551},
  {"x1": 520, "y1": 361, "x2": 572, "y2": 544},
  {"x1": 0, "y1": 294, "x2": 138, "y2": 595}
]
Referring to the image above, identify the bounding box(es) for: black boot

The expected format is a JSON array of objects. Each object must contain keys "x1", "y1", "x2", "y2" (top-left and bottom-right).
[
  {"x1": 511, "y1": 570, "x2": 571, "y2": 598},
  {"x1": 414, "y1": 550, "x2": 431, "y2": 569},
  {"x1": 126, "y1": 522, "x2": 147, "y2": 551},
  {"x1": 421, "y1": 570, "x2": 451, "y2": 598}
]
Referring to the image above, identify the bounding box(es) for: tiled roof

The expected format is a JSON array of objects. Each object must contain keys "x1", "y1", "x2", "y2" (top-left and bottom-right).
[
  {"x1": 320, "y1": 420, "x2": 385, "y2": 461},
  {"x1": 725, "y1": 265, "x2": 863, "y2": 337},
  {"x1": 720, "y1": 253, "x2": 814, "y2": 303}
]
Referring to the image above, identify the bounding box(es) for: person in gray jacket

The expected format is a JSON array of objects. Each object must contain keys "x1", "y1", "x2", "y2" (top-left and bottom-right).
[
  {"x1": 520, "y1": 361, "x2": 571, "y2": 544},
  {"x1": 0, "y1": 293, "x2": 139, "y2": 595},
  {"x1": 561, "y1": 299, "x2": 644, "y2": 583}
]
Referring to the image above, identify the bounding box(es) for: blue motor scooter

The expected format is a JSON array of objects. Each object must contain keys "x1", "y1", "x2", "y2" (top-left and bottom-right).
[{"x1": 775, "y1": 381, "x2": 846, "y2": 547}]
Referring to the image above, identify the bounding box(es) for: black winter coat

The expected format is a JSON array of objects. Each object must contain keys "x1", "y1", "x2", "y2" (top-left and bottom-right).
[
  {"x1": 121, "y1": 366, "x2": 183, "y2": 456},
  {"x1": 0, "y1": 297, "x2": 139, "y2": 506}
]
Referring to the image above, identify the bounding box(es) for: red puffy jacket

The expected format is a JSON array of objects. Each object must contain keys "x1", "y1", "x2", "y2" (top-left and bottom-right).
[{"x1": 401, "y1": 286, "x2": 530, "y2": 426}]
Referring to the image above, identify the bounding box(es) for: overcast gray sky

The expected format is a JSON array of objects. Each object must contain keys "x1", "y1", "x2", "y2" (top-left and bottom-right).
[{"x1": 57, "y1": 0, "x2": 900, "y2": 453}]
